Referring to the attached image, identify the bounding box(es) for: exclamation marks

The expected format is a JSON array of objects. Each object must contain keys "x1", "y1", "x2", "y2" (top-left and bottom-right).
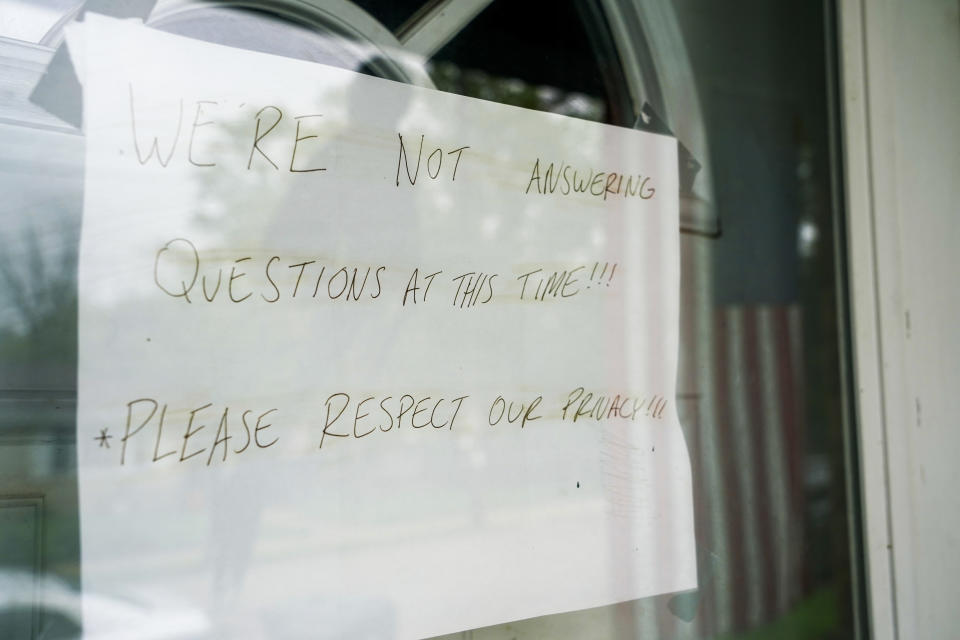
[
  {"x1": 644, "y1": 395, "x2": 666, "y2": 420},
  {"x1": 586, "y1": 262, "x2": 618, "y2": 289}
]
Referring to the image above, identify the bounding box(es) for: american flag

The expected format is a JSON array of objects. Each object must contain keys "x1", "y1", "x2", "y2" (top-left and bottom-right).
[{"x1": 627, "y1": 303, "x2": 806, "y2": 638}]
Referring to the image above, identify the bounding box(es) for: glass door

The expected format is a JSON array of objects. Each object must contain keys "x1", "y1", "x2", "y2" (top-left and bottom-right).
[{"x1": 0, "y1": 1, "x2": 861, "y2": 638}]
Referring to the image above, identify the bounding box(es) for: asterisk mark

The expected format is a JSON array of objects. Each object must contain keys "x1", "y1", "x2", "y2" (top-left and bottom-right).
[{"x1": 94, "y1": 428, "x2": 113, "y2": 449}]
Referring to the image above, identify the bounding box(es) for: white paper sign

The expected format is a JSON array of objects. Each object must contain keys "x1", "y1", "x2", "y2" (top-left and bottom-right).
[{"x1": 71, "y1": 14, "x2": 695, "y2": 639}]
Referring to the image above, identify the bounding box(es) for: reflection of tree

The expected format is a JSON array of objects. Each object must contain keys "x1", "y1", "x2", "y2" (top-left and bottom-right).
[
  {"x1": 187, "y1": 105, "x2": 297, "y2": 245},
  {"x1": 0, "y1": 214, "x2": 78, "y2": 363},
  {"x1": 185, "y1": 60, "x2": 607, "y2": 250},
  {"x1": 429, "y1": 60, "x2": 606, "y2": 123}
]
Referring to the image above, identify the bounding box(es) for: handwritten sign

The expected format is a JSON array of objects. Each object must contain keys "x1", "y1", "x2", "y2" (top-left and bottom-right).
[{"x1": 71, "y1": 14, "x2": 695, "y2": 639}]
